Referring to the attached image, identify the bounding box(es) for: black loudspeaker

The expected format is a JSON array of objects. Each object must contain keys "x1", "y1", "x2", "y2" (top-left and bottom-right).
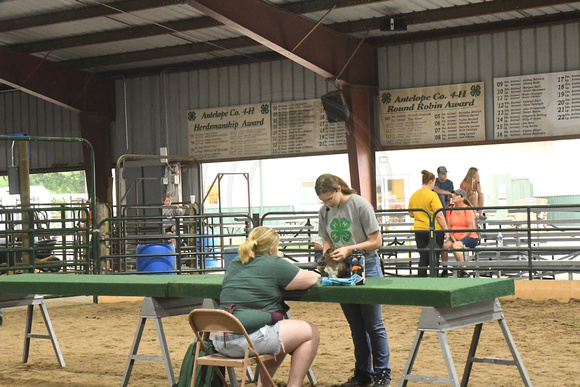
[
  {"x1": 380, "y1": 16, "x2": 407, "y2": 31},
  {"x1": 321, "y1": 90, "x2": 349, "y2": 123}
]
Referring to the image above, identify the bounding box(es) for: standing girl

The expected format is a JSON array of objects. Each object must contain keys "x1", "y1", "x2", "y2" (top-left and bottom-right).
[
  {"x1": 315, "y1": 174, "x2": 391, "y2": 387},
  {"x1": 408, "y1": 170, "x2": 449, "y2": 277}
]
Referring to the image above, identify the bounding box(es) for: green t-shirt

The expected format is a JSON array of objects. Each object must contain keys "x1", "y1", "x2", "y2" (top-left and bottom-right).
[{"x1": 219, "y1": 254, "x2": 300, "y2": 332}]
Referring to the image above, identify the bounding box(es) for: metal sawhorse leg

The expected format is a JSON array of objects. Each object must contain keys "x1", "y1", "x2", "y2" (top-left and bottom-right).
[
  {"x1": 121, "y1": 296, "x2": 211, "y2": 387},
  {"x1": 399, "y1": 298, "x2": 531, "y2": 387},
  {"x1": 0, "y1": 294, "x2": 65, "y2": 367}
]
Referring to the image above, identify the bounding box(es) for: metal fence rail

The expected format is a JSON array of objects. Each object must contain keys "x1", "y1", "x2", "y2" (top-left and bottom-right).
[
  {"x1": 96, "y1": 212, "x2": 253, "y2": 274},
  {"x1": 0, "y1": 204, "x2": 90, "y2": 274},
  {"x1": 379, "y1": 205, "x2": 580, "y2": 279},
  {"x1": 3, "y1": 203, "x2": 580, "y2": 279}
]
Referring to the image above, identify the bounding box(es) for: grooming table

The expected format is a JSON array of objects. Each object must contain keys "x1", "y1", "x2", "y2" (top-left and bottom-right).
[{"x1": 0, "y1": 274, "x2": 528, "y2": 386}]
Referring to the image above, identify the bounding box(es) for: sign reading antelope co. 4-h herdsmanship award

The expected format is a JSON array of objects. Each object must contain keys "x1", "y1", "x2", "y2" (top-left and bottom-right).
[
  {"x1": 187, "y1": 99, "x2": 346, "y2": 161},
  {"x1": 379, "y1": 82, "x2": 486, "y2": 147},
  {"x1": 188, "y1": 103, "x2": 271, "y2": 161}
]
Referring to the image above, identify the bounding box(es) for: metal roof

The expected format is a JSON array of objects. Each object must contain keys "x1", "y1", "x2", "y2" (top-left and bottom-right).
[{"x1": 2, "y1": 0, "x2": 580, "y2": 77}]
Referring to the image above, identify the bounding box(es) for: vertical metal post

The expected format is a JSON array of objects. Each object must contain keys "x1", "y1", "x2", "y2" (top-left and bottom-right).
[
  {"x1": 526, "y1": 206, "x2": 533, "y2": 279},
  {"x1": 18, "y1": 140, "x2": 32, "y2": 270}
]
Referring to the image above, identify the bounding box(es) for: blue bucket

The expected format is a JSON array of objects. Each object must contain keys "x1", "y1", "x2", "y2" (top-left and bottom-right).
[
  {"x1": 136, "y1": 243, "x2": 176, "y2": 275},
  {"x1": 204, "y1": 258, "x2": 221, "y2": 268}
]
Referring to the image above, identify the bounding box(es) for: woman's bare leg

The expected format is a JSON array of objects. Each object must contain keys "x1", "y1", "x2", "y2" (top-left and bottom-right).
[{"x1": 258, "y1": 319, "x2": 319, "y2": 387}]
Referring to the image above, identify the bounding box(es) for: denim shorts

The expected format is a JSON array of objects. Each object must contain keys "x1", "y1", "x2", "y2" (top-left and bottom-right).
[
  {"x1": 459, "y1": 237, "x2": 479, "y2": 248},
  {"x1": 213, "y1": 322, "x2": 282, "y2": 358}
]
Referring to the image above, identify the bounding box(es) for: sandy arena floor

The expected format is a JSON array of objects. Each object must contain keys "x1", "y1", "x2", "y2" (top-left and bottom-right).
[{"x1": 0, "y1": 296, "x2": 578, "y2": 386}]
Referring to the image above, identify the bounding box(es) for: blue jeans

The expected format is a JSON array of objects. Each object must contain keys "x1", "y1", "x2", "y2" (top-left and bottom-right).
[{"x1": 341, "y1": 255, "x2": 391, "y2": 379}]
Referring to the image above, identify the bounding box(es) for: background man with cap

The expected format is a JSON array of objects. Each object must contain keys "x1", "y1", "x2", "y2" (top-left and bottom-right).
[
  {"x1": 434, "y1": 166, "x2": 454, "y2": 276},
  {"x1": 434, "y1": 166, "x2": 454, "y2": 208}
]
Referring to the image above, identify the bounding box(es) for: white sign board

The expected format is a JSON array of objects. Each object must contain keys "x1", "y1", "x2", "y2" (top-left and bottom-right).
[
  {"x1": 271, "y1": 100, "x2": 346, "y2": 155},
  {"x1": 187, "y1": 100, "x2": 346, "y2": 161},
  {"x1": 494, "y1": 70, "x2": 580, "y2": 140},
  {"x1": 379, "y1": 82, "x2": 486, "y2": 147},
  {"x1": 188, "y1": 103, "x2": 271, "y2": 160}
]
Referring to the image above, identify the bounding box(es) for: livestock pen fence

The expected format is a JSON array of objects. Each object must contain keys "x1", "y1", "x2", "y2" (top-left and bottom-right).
[
  {"x1": 0, "y1": 203, "x2": 91, "y2": 274},
  {"x1": 96, "y1": 203, "x2": 580, "y2": 279},
  {"x1": 2, "y1": 202, "x2": 580, "y2": 279}
]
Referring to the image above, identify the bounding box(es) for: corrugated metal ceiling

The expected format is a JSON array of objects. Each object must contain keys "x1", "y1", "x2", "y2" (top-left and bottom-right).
[{"x1": 2, "y1": 0, "x2": 580, "y2": 76}]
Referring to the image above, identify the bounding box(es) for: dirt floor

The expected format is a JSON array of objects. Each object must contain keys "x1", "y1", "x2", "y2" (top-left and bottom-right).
[{"x1": 0, "y1": 296, "x2": 579, "y2": 387}]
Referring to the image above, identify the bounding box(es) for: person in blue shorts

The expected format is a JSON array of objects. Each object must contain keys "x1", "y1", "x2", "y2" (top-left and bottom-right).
[{"x1": 443, "y1": 189, "x2": 480, "y2": 277}]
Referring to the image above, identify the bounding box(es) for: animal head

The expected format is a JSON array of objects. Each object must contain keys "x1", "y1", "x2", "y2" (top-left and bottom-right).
[{"x1": 316, "y1": 247, "x2": 348, "y2": 278}]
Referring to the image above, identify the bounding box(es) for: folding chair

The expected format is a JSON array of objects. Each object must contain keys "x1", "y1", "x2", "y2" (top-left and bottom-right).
[{"x1": 188, "y1": 309, "x2": 276, "y2": 387}]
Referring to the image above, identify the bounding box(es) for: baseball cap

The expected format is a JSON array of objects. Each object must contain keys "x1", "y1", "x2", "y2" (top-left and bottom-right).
[
  {"x1": 437, "y1": 166, "x2": 448, "y2": 174},
  {"x1": 453, "y1": 189, "x2": 467, "y2": 199}
]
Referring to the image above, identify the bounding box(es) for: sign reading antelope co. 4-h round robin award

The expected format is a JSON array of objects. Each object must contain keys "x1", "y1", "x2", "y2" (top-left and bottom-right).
[{"x1": 379, "y1": 82, "x2": 486, "y2": 147}]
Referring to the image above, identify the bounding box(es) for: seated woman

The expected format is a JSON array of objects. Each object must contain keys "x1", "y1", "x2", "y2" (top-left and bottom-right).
[
  {"x1": 214, "y1": 226, "x2": 320, "y2": 387},
  {"x1": 460, "y1": 167, "x2": 485, "y2": 218},
  {"x1": 443, "y1": 189, "x2": 480, "y2": 278},
  {"x1": 162, "y1": 194, "x2": 189, "y2": 233}
]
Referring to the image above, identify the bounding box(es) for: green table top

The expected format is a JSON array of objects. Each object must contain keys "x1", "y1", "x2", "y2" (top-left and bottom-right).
[{"x1": 0, "y1": 274, "x2": 514, "y2": 308}]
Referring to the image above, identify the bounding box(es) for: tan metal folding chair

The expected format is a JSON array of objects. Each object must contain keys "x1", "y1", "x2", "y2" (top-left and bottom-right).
[{"x1": 188, "y1": 309, "x2": 276, "y2": 387}]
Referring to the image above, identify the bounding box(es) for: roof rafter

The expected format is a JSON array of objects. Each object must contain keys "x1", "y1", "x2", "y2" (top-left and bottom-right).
[
  {"x1": 0, "y1": 0, "x2": 184, "y2": 33},
  {"x1": 100, "y1": 5, "x2": 580, "y2": 78},
  {"x1": 11, "y1": 16, "x2": 221, "y2": 54},
  {"x1": 63, "y1": 36, "x2": 257, "y2": 69},
  {"x1": 333, "y1": 0, "x2": 580, "y2": 34},
  {"x1": 10, "y1": 0, "x2": 382, "y2": 54},
  {"x1": 368, "y1": 9, "x2": 580, "y2": 46},
  {"x1": 58, "y1": 8, "x2": 580, "y2": 72},
  {"x1": 6, "y1": 0, "x2": 580, "y2": 73}
]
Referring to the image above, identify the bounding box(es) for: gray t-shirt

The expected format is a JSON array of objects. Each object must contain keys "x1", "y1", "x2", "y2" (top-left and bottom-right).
[{"x1": 318, "y1": 194, "x2": 380, "y2": 258}]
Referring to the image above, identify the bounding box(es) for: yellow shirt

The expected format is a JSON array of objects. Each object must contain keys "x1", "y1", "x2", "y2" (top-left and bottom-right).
[{"x1": 408, "y1": 188, "x2": 443, "y2": 230}]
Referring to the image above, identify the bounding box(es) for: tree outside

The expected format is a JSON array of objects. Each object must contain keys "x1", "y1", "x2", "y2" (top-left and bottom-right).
[{"x1": 0, "y1": 171, "x2": 87, "y2": 195}]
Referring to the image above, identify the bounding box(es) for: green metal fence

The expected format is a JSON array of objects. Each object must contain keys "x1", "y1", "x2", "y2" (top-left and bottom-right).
[
  {"x1": 0, "y1": 204, "x2": 91, "y2": 274},
  {"x1": 3, "y1": 201, "x2": 580, "y2": 280}
]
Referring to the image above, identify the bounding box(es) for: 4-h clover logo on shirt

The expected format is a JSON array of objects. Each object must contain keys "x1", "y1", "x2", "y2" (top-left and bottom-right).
[{"x1": 330, "y1": 217, "x2": 352, "y2": 244}]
